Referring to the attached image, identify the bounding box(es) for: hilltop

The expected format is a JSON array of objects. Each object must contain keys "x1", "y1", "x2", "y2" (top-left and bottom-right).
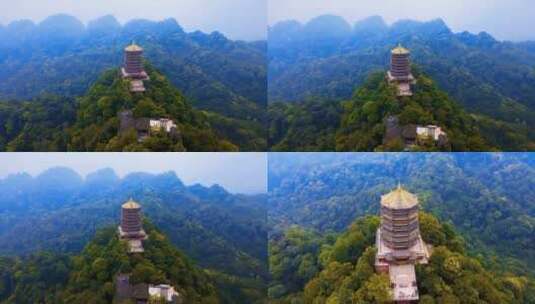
[
  {"x1": 269, "y1": 213, "x2": 535, "y2": 303},
  {"x1": 268, "y1": 153, "x2": 535, "y2": 276},
  {"x1": 0, "y1": 14, "x2": 266, "y2": 115},
  {"x1": 270, "y1": 69, "x2": 491, "y2": 151},
  {"x1": 0, "y1": 168, "x2": 268, "y2": 303},
  {"x1": 268, "y1": 15, "x2": 535, "y2": 151},
  {"x1": 0, "y1": 64, "x2": 265, "y2": 151},
  {"x1": 337, "y1": 69, "x2": 489, "y2": 151},
  {"x1": 0, "y1": 14, "x2": 266, "y2": 151},
  {"x1": 0, "y1": 221, "x2": 220, "y2": 303}
]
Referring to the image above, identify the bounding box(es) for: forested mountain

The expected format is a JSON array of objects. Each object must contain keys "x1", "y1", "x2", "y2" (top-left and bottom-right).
[
  {"x1": 0, "y1": 223, "x2": 220, "y2": 303},
  {"x1": 0, "y1": 14, "x2": 266, "y2": 151},
  {"x1": 0, "y1": 64, "x2": 264, "y2": 151},
  {"x1": 271, "y1": 70, "x2": 492, "y2": 151},
  {"x1": 0, "y1": 14, "x2": 265, "y2": 115},
  {"x1": 0, "y1": 168, "x2": 268, "y2": 303},
  {"x1": 269, "y1": 213, "x2": 535, "y2": 303},
  {"x1": 268, "y1": 153, "x2": 535, "y2": 281},
  {"x1": 268, "y1": 15, "x2": 535, "y2": 151}
]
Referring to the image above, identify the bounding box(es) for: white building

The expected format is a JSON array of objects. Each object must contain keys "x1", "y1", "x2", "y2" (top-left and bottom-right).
[
  {"x1": 389, "y1": 264, "x2": 419, "y2": 302},
  {"x1": 149, "y1": 284, "x2": 180, "y2": 302},
  {"x1": 150, "y1": 118, "x2": 177, "y2": 133},
  {"x1": 416, "y1": 125, "x2": 446, "y2": 141}
]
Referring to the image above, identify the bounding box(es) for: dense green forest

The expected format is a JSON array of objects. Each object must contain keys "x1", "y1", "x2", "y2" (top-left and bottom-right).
[
  {"x1": 0, "y1": 64, "x2": 264, "y2": 151},
  {"x1": 0, "y1": 14, "x2": 265, "y2": 116},
  {"x1": 268, "y1": 153, "x2": 535, "y2": 282},
  {"x1": 0, "y1": 222, "x2": 221, "y2": 303},
  {"x1": 269, "y1": 213, "x2": 535, "y2": 303},
  {"x1": 268, "y1": 15, "x2": 535, "y2": 151},
  {"x1": 270, "y1": 69, "x2": 503, "y2": 151},
  {"x1": 0, "y1": 168, "x2": 268, "y2": 303},
  {"x1": 0, "y1": 14, "x2": 266, "y2": 151}
]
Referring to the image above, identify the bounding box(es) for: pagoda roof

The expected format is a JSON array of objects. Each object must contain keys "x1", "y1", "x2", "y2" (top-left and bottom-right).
[
  {"x1": 381, "y1": 184, "x2": 418, "y2": 209},
  {"x1": 392, "y1": 44, "x2": 409, "y2": 55},
  {"x1": 125, "y1": 43, "x2": 143, "y2": 52},
  {"x1": 122, "y1": 198, "x2": 141, "y2": 209}
]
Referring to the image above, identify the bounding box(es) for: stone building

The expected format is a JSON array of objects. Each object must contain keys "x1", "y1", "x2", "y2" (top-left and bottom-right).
[
  {"x1": 416, "y1": 125, "x2": 447, "y2": 142},
  {"x1": 118, "y1": 198, "x2": 148, "y2": 253},
  {"x1": 375, "y1": 185, "x2": 430, "y2": 303},
  {"x1": 149, "y1": 284, "x2": 182, "y2": 303},
  {"x1": 121, "y1": 42, "x2": 150, "y2": 92},
  {"x1": 383, "y1": 116, "x2": 448, "y2": 149},
  {"x1": 116, "y1": 274, "x2": 149, "y2": 304},
  {"x1": 386, "y1": 45, "x2": 416, "y2": 96},
  {"x1": 118, "y1": 110, "x2": 180, "y2": 142}
]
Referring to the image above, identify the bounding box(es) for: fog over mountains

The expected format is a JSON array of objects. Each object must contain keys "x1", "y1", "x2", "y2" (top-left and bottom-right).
[
  {"x1": 267, "y1": 14, "x2": 535, "y2": 150},
  {"x1": 268, "y1": 0, "x2": 535, "y2": 41},
  {"x1": 0, "y1": 0, "x2": 267, "y2": 41}
]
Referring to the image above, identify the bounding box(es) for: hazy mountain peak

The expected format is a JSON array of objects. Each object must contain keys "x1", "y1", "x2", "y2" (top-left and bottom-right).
[
  {"x1": 268, "y1": 20, "x2": 303, "y2": 45},
  {"x1": 158, "y1": 17, "x2": 184, "y2": 32},
  {"x1": 38, "y1": 14, "x2": 85, "y2": 33},
  {"x1": 188, "y1": 183, "x2": 229, "y2": 198},
  {"x1": 208, "y1": 30, "x2": 229, "y2": 43},
  {"x1": 425, "y1": 18, "x2": 451, "y2": 32},
  {"x1": 456, "y1": 30, "x2": 498, "y2": 47},
  {"x1": 389, "y1": 17, "x2": 451, "y2": 37},
  {"x1": 85, "y1": 168, "x2": 119, "y2": 183},
  {"x1": 270, "y1": 19, "x2": 303, "y2": 32},
  {"x1": 2, "y1": 172, "x2": 32, "y2": 183},
  {"x1": 87, "y1": 15, "x2": 121, "y2": 33},
  {"x1": 154, "y1": 171, "x2": 183, "y2": 183},
  {"x1": 303, "y1": 14, "x2": 352, "y2": 38},
  {"x1": 6, "y1": 19, "x2": 36, "y2": 32},
  {"x1": 35, "y1": 167, "x2": 83, "y2": 189},
  {"x1": 122, "y1": 18, "x2": 158, "y2": 32},
  {"x1": 353, "y1": 15, "x2": 387, "y2": 32}
]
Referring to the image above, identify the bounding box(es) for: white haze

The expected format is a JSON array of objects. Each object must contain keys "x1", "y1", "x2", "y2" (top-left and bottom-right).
[
  {"x1": 0, "y1": 153, "x2": 267, "y2": 194},
  {"x1": 269, "y1": 0, "x2": 534, "y2": 42},
  {"x1": 0, "y1": 0, "x2": 267, "y2": 41}
]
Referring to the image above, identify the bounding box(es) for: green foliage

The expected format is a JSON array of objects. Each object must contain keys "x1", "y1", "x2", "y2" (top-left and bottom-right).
[
  {"x1": 0, "y1": 63, "x2": 267, "y2": 151},
  {"x1": 0, "y1": 59, "x2": 265, "y2": 151},
  {"x1": 67, "y1": 65, "x2": 236, "y2": 151},
  {"x1": 268, "y1": 69, "x2": 521, "y2": 151},
  {"x1": 0, "y1": 253, "x2": 70, "y2": 303},
  {"x1": 269, "y1": 227, "x2": 328, "y2": 297},
  {"x1": 268, "y1": 16, "x2": 535, "y2": 150},
  {"x1": 268, "y1": 153, "x2": 535, "y2": 278},
  {"x1": 0, "y1": 170, "x2": 268, "y2": 303},
  {"x1": 336, "y1": 70, "x2": 490, "y2": 151},
  {"x1": 268, "y1": 99, "x2": 342, "y2": 151},
  {"x1": 0, "y1": 223, "x2": 225, "y2": 303},
  {"x1": 269, "y1": 217, "x2": 380, "y2": 301},
  {"x1": 270, "y1": 213, "x2": 535, "y2": 303},
  {"x1": 59, "y1": 222, "x2": 220, "y2": 303},
  {"x1": 0, "y1": 95, "x2": 75, "y2": 151},
  {"x1": 0, "y1": 15, "x2": 266, "y2": 123}
]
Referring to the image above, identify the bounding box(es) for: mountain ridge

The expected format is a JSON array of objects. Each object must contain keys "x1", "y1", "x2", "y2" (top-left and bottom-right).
[
  {"x1": 0, "y1": 13, "x2": 267, "y2": 149},
  {"x1": 268, "y1": 14, "x2": 535, "y2": 151}
]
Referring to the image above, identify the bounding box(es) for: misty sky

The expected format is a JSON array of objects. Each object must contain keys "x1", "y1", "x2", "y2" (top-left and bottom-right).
[
  {"x1": 0, "y1": 0, "x2": 266, "y2": 41},
  {"x1": 0, "y1": 153, "x2": 267, "y2": 194},
  {"x1": 269, "y1": 0, "x2": 534, "y2": 41}
]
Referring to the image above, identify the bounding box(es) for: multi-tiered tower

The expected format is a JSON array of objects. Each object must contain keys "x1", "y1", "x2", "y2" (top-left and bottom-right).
[
  {"x1": 118, "y1": 198, "x2": 147, "y2": 253},
  {"x1": 375, "y1": 185, "x2": 430, "y2": 303},
  {"x1": 121, "y1": 42, "x2": 150, "y2": 92},
  {"x1": 386, "y1": 45, "x2": 416, "y2": 96}
]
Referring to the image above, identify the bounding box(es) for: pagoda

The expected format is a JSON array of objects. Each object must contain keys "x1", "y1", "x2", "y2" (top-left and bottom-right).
[
  {"x1": 375, "y1": 184, "x2": 430, "y2": 303},
  {"x1": 386, "y1": 45, "x2": 416, "y2": 96},
  {"x1": 121, "y1": 42, "x2": 150, "y2": 92},
  {"x1": 118, "y1": 198, "x2": 148, "y2": 253}
]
